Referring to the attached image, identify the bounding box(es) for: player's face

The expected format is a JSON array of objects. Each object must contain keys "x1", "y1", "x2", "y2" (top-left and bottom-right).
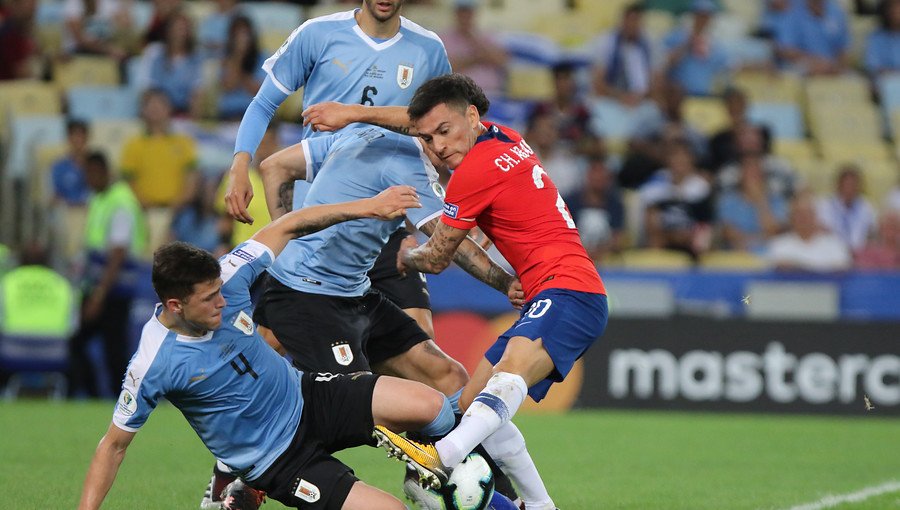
[
  {"x1": 180, "y1": 278, "x2": 226, "y2": 333},
  {"x1": 362, "y1": 0, "x2": 403, "y2": 22},
  {"x1": 415, "y1": 103, "x2": 481, "y2": 169}
]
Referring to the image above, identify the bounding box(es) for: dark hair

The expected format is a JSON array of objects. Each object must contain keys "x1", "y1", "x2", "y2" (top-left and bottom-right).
[
  {"x1": 85, "y1": 150, "x2": 109, "y2": 170},
  {"x1": 408, "y1": 73, "x2": 490, "y2": 122},
  {"x1": 152, "y1": 241, "x2": 221, "y2": 302},
  {"x1": 624, "y1": 1, "x2": 646, "y2": 15},
  {"x1": 66, "y1": 118, "x2": 89, "y2": 135},
  {"x1": 878, "y1": 0, "x2": 900, "y2": 30},
  {"x1": 226, "y1": 15, "x2": 260, "y2": 76}
]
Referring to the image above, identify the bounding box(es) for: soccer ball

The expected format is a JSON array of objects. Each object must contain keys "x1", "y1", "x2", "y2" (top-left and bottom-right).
[{"x1": 404, "y1": 452, "x2": 495, "y2": 510}]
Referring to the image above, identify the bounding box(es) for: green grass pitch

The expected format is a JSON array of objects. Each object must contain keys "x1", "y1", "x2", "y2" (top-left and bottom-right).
[{"x1": 2, "y1": 401, "x2": 898, "y2": 509}]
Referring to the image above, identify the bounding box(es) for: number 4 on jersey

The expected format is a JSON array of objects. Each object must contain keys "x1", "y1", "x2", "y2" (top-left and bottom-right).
[{"x1": 531, "y1": 165, "x2": 575, "y2": 229}]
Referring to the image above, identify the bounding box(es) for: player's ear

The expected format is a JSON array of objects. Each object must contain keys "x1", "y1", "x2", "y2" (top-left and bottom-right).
[{"x1": 466, "y1": 104, "x2": 480, "y2": 128}]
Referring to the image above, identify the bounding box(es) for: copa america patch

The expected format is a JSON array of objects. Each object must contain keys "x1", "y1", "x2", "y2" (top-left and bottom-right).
[
  {"x1": 443, "y1": 202, "x2": 459, "y2": 219},
  {"x1": 117, "y1": 389, "x2": 137, "y2": 416},
  {"x1": 331, "y1": 342, "x2": 353, "y2": 366},
  {"x1": 293, "y1": 478, "x2": 320, "y2": 503}
]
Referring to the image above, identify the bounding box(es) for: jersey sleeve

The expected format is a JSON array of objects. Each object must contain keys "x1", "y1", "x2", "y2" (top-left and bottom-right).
[
  {"x1": 382, "y1": 142, "x2": 444, "y2": 229},
  {"x1": 261, "y1": 21, "x2": 322, "y2": 95},
  {"x1": 441, "y1": 163, "x2": 495, "y2": 230},
  {"x1": 301, "y1": 133, "x2": 338, "y2": 183},
  {"x1": 219, "y1": 240, "x2": 275, "y2": 313},
  {"x1": 112, "y1": 337, "x2": 167, "y2": 432}
]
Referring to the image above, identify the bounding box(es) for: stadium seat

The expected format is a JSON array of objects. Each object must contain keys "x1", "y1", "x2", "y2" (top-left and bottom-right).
[
  {"x1": 243, "y1": 2, "x2": 305, "y2": 35},
  {"x1": 791, "y1": 158, "x2": 833, "y2": 195},
  {"x1": 817, "y1": 141, "x2": 895, "y2": 164},
  {"x1": 619, "y1": 249, "x2": 694, "y2": 270},
  {"x1": 3, "y1": 115, "x2": 66, "y2": 180},
  {"x1": 53, "y1": 56, "x2": 120, "y2": 90},
  {"x1": 589, "y1": 98, "x2": 641, "y2": 140},
  {"x1": 89, "y1": 119, "x2": 144, "y2": 172},
  {"x1": 642, "y1": 9, "x2": 675, "y2": 39},
  {"x1": 66, "y1": 86, "x2": 139, "y2": 121},
  {"x1": 721, "y1": 0, "x2": 762, "y2": 25},
  {"x1": 700, "y1": 250, "x2": 767, "y2": 271},
  {"x1": 0, "y1": 80, "x2": 62, "y2": 142},
  {"x1": 732, "y1": 71, "x2": 802, "y2": 104},
  {"x1": 809, "y1": 104, "x2": 883, "y2": 143},
  {"x1": 683, "y1": 97, "x2": 730, "y2": 135},
  {"x1": 773, "y1": 139, "x2": 818, "y2": 164},
  {"x1": 184, "y1": 0, "x2": 215, "y2": 24},
  {"x1": 506, "y1": 64, "x2": 555, "y2": 102},
  {"x1": 878, "y1": 73, "x2": 900, "y2": 136},
  {"x1": 804, "y1": 74, "x2": 870, "y2": 107},
  {"x1": 748, "y1": 102, "x2": 805, "y2": 140},
  {"x1": 848, "y1": 15, "x2": 877, "y2": 67},
  {"x1": 859, "y1": 159, "x2": 899, "y2": 207},
  {"x1": 724, "y1": 37, "x2": 775, "y2": 68}
]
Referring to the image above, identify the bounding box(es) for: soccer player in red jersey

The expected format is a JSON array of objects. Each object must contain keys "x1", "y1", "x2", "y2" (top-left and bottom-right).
[{"x1": 315, "y1": 73, "x2": 608, "y2": 510}]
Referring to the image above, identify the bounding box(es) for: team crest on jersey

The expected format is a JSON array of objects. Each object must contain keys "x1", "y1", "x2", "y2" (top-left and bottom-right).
[
  {"x1": 397, "y1": 64, "x2": 414, "y2": 89},
  {"x1": 443, "y1": 202, "x2": 459, "y2": 219},
  {"x1": 331, "y1": 342, "x2": 354, "y2": 366},
  {"x1": 293, "y1": 479, "x2": 320, "y2": 503},
  {"x1": 117, "y1": 389, "x2": 137, "y2": 416},
  {"x1": 233, "y1": 310, "x2": 254, "y2": 335}
]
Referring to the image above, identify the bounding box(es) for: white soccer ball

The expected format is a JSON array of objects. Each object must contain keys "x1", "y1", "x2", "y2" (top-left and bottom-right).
[{"x1": 404, "y1": 452, "x2": 496, "y2": 510}]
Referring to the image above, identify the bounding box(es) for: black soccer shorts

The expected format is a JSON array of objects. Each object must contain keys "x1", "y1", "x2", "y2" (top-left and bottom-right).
[
  {"x1": 368, "y1": 227, "x2": 432, "y2": 311},
  {"x1": 248, "y1": 372, "x2": 379, "y2": 510}
]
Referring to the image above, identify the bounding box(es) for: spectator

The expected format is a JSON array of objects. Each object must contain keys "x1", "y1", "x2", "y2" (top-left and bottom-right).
[
  {"x1": 590, "y1": 2, "x2": 656, "y2": 105},
  {"x1": 525, "y1": 107, "x2": 587, "y2": 197},
  {"x1": 533, "y1": 62, "x2": 604, "y2": 159},
  {"x1": 51, "y1": 120, "x2": 92, "y2": 208},
  {"x1": 213, "y1": 15, "x2": 265, "y2": 120},
  {"x1": 67, "y1": 151, "x2": 148, "y2": 398},
  {"x1": 855, "y1": 209, "x2": 900, "y2": 269},
  {"x1": 662, "y1": 0, "x2": 732, "y2": 96},
  {"x1": 767, "y1": 192, "x2": 852, "y2": 271},
  {"x1": 120, "y1": 88, "x2": 198, "y2": 253},
  {"x1": 776, "y1": 0, "x2": 850, "y2": 75},
  {"x1": 198, "y1": 0, "x2": 240, "y2": 59},
  {"x1": 717, "y1": 154, "x2": 789, "y2": 253},
  {"x1": 639, "y1": 140, "x2": 714, "y2": 256},
  {"x1": 142, "y1": 9, "x2": 203, "y2": 115},
  {"x1": 759, "y1": 0, "x2": 793, "y2": 40},
  {"x1": 440, "y1": 0, "x2": 508, "y2": 99},
  {"x1": 864, "y1": 0, "x2": 900, "y2": 77},
  {"x1": 620, "y1": 81, "x2": 708, "y2": 189},
  {"x1": 143, "y1": 0, "x2": 183, "y2": 46},
  {"x1": 563, "y1": 155, "x2": 627, "y2": 263},
  {"x1": 716, "y1": 124, "x2": 796, "y2": 199},
  {"x1": 707, "y1": 87, "x2": 773, "y2": 171},
  {"x1": 0, "y1": 0, "x2": 39, "y2": 80},
  {"x1": 169, "y1": 178, "x2": 228, "y2": 256},
  {"x1": 815, "y1": 163, "x2": 877, "y2": 252},
  {"x1": 886, "y1": 182, "x2": 900, "y2": 211},
  {"x1": 62, "y1": 0, "x2": 135, "y2": 61}
]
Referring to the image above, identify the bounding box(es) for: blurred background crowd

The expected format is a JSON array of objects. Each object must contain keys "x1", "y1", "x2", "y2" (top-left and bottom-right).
[{"x1": 1, "y1": 0, "x2": 900, "y2": 397}]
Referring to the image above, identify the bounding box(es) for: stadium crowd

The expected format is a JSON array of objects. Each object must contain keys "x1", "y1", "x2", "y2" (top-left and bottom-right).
[{"x1": 1, "y1": 0, "x2": 900, "y2": 396}]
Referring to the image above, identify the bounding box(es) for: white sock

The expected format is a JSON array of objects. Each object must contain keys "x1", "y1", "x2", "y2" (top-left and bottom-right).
[
  {"x1": 482, "y1": 422, "x2": 555, "y2": 510},
  {"x1": 436, "y1": 372, "x2": 528, "y2": 468}
]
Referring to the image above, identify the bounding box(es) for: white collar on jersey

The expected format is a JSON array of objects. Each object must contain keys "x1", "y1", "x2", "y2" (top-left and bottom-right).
[
  {"x1": 151, "y1": 303, "x2": 215, "y2": 343},
  {"x1": 352, "y1": 24, "x2": 403, "y2": 51}
]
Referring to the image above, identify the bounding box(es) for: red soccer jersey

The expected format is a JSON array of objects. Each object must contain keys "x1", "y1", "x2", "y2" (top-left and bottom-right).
[{"x1": 441, "y1": 122, "x2": 605, "y2": 301}]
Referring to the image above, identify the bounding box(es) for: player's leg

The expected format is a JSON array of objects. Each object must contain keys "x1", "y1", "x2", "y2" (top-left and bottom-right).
[{"x1": 342, "y1": 482, "x2": 407, "y2": 510}]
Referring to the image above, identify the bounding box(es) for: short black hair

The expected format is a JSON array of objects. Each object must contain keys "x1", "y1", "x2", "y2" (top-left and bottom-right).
[
  {"x1": 66, "y1": 118, "x2": 89, "y2": 135},
  {"x1": 408, "y1": 73, "x2": 490, "y2": 122},
  {"x1": 85, "y1": 150, "x2": 108, "y2": 170},
  {"x1": 152, "y1": 242, "x2": 221, "y2": 303}
]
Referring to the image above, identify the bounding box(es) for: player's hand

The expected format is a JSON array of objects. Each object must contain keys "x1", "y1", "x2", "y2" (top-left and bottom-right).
[
  {"x1": 396, "y1": 234, "x2": 419, "y2": 277},
  {"x1": 507, "y1": 279, "x2": 525, "y2": 309},
  {"x1": 369, "y1": 185, "x2": 421, "y2": 221},
  {"x1": 302, "y1": 102, "x2": 359, "y2": 132},
  {"x1": 225, "y1": 155, "x2": 255, "y2": 224}
]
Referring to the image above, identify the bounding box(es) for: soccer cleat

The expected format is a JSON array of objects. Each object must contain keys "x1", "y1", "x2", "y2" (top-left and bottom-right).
[
  {"x1": 220, "y1": 479, "x2": 266, "y2": 510},
  {"x1": 373, "y1": 425, "x2": 450, "y2": 489},
  {"x1": 199, "y1": 473, "x2": 223, "y2": 509}
]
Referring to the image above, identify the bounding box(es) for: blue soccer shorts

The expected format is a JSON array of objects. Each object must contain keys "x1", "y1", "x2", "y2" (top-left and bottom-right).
[{"x1": 484, "y1": 288, "x2": 608, "y2": 401}]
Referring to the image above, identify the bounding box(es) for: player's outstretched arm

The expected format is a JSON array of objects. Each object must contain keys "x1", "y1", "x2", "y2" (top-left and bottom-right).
[
  {"x1": 78, "y1": 423, "x2": 136, "y2": 510},
  {"x1": 253, "y1": 185, "x2": 421, "y2": 258},
  {"x1": 258, "y1": 143, "x2": 308, "y2": 220},
  {"x1": 414, "y1": 219, "x2": 521, "y2": 303},
  {"x1": 303, "y1": 102, "x2": 417, "y2": 136}
]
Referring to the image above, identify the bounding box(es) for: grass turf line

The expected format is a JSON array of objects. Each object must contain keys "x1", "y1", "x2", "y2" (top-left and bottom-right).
[{"x1": 1, "y1": 402, "x2": 898, "y2": 509}]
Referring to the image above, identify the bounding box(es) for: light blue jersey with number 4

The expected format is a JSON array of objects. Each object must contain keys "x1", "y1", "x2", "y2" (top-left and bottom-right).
[
  {"x1": 263, "y1": 9, "x2": 451, "y2": 140},
  {"x1": 111, "y1": 241, "x2": 305, "y2": 481}
]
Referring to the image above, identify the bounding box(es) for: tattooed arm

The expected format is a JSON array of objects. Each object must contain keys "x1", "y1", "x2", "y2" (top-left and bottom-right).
[
  {"x1": 405, "y1": 219, "x2": 522, "y2": 304},
  {"x1": 302, "y1": 102, "x2": 417, "y2": 136},
  {"x1": 253, "y1": 186, "x2": 421, "y2": 258},
  {"x1": 257, "y1": 143, "x2": 307, "y2": 220}
]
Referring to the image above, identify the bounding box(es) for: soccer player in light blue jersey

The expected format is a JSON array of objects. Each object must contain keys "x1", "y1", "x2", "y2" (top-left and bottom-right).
[{"x1": 78, "y1": 186, "x2": 463, "y2": 510}]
